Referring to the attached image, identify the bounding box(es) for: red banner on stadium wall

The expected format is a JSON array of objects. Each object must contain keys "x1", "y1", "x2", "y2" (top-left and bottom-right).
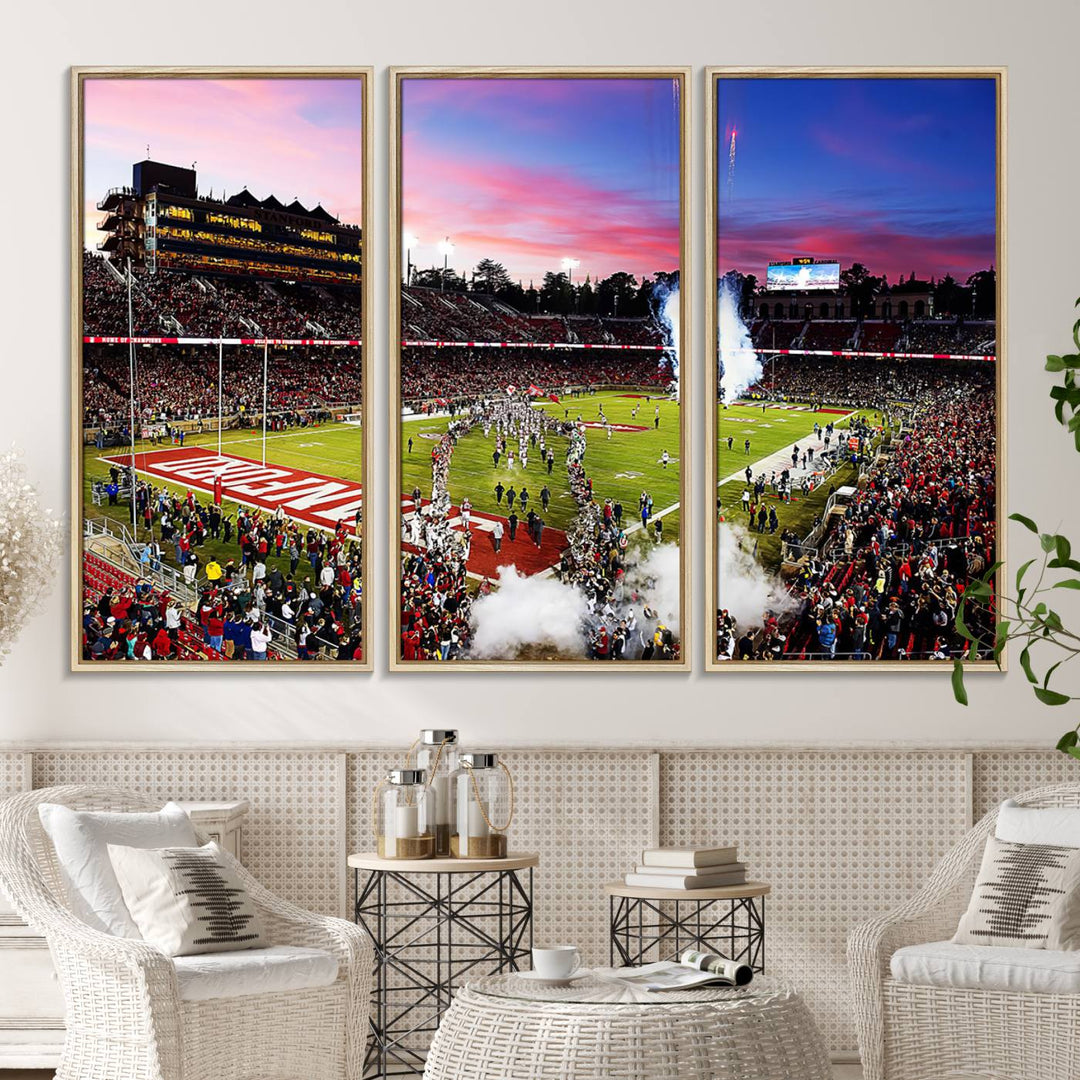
[{"x1": 82, "y1": 335, "x2": 994, "y2": 362}]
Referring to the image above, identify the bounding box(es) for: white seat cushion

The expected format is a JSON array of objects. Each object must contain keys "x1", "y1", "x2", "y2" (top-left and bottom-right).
[
  {"x1": 173, "y1": 945, "x2": 339, "y2": 1002},
  {"x1": 892, "y1": 940, "x2": 1080, "y2": 995}
]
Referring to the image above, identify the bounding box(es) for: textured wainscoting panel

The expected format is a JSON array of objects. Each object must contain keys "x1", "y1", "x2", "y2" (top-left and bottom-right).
[
  {"x1": 0, "y1": 754, "x2": 27, "y2": 795},
  {"x1": 346, "y1": 751, "x2": 655, "y2": 971},
  {"x1": 345, "y1": 750, "x2": 408, "y2": 861},
  {"x1": 972, "y1": 751, "x2": 1080, "y2": 819},
  {"x1": 659, "y1": 751, "x2": 969, "y2": 1053},
  {"x1": 498, "y1": 751, "x2": 654, "y2": 967},
  {"x1": 32, "y1": 752, "x2": 342, "y2": 916}
]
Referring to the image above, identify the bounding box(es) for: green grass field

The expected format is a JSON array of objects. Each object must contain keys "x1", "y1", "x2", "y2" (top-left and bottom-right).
[
  {"x1": 400, "y1": 391, "x2": 682, "y2": 539},
  {"x1": 717, "y1": 402, "x2": 882, "y2": 571},
  {"x1": 82, "y1": 422, "x2": 363, "y2": 583}
]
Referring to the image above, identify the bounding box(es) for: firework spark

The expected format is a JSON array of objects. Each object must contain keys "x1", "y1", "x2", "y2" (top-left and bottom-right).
[{"x1": 726, "y1": 127, "x2": 737, "y2": 202}]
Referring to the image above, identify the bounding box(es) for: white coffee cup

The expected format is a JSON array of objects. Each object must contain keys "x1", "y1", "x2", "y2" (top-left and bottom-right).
[{"x1": 532, "y1": 945, "x2": 581, "y2": 979}]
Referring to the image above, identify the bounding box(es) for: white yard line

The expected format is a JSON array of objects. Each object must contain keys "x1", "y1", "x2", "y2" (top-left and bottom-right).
[
  {"x1": 716, "y1": 411, "x2": 854, "y2": 489},
  {"x1": 622, "y1": 499, "x2": 681, "y2": 536}
]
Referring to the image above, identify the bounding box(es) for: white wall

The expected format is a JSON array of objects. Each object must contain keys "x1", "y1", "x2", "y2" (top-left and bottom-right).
[{"x1": 1, "y1": 0, "x2": 1077, "y2": 747}]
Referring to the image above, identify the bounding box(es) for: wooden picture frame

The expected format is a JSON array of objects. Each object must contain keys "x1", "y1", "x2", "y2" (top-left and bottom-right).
[
  {"x1": 704, "y1": 67, "x2": 1006, "y2": 671},
  {"x1": 389, "y1": 67, "x2": 691, "y2": 671},
  {"x1": 72, "y1": 67, "x2": 374, "y2": 671}
]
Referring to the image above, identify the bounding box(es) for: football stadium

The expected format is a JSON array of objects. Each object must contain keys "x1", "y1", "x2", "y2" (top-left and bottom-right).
[
  {"x1": 80, "y1": 158, "x2": 365, "y2": 663},
  {"x1": 396, "y1": 74, "x2": 686, "y2": 664},
  {"x1": 713, "y1": 75, "x2": 1000, "y2": 665},
  {"x1": 398, "y1": 287, "x2": 682, "y2": 662},
  {"x1": 714, "y1": 268, "x2": 998, "y2": 663}
]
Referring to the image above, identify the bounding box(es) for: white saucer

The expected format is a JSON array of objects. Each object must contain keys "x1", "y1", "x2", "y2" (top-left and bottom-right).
[{"x1": 514, "y1": 970, "x2": 590, "y2": 986}]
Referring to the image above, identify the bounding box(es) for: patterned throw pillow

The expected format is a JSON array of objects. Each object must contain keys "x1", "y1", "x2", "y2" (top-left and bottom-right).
[
  {"x1": 107, "y1": 841, "x2": 266, "y2": 957},
  {"x1": 953, "y1": 835, "x2": 1080, "y2": 949}
]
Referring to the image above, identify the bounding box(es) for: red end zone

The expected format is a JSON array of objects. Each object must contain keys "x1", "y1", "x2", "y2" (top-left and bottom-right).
[{"x1": 101, "y1": 447, "x2": 362, "y2": 531}]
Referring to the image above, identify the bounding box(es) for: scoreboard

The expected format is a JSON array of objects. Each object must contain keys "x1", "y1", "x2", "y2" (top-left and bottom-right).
[{"x1": 766, "y1": 257, "x2": 840, "y2": 292}]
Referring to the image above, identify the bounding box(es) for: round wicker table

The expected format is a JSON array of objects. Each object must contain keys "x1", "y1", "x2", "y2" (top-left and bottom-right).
[{"x1": 422, "y1": 972, "x2": 831, "y2": 1080}]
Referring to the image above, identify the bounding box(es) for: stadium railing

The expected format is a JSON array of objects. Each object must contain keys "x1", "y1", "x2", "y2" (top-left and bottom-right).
[
  {"x1": 85, "y1": 517, "x2": 198, "y2": 608},
  {"x1": 84, "y1": 520, "x2": 357, "y2": 663}
]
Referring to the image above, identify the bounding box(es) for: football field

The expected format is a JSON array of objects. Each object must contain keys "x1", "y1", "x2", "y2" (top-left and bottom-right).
[
  {"x1": 83, "y1": 422, "x2": 363, "y2": 581},
  {"x1": 717, "y1": 401, "x2": 880, "y2": 571},
  {"x1": 400, "y1": 390, "x2": 682, "y2": 542}
]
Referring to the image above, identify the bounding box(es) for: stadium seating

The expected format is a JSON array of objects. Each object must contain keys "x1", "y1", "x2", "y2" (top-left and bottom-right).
[
  {"x1": 83, "y1": 344, "x2": 361, "y2": 427},
  {"x1": 83, "y1": 253, "x2": 361, "y2": 339},
  {"x1": 82, "y1": 551, "x2": 289, "y2": 662},
  {"x1": 801, "y1": 321, "x2": 856, "y2": 350},
  {"x1": 858, "y1": 322, "x2": 902, "y2": 351}
]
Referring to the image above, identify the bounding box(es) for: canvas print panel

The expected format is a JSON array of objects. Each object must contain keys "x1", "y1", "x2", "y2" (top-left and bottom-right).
[
  {"x1": 78, "y1": 75, "x2": 367, "y2": 664},
  {"x1": 396, "y1": 74, "x2": 685, "y2": 664},
  {"x1": 713, "y1": 74, "x2": 999, "y2": 665}
]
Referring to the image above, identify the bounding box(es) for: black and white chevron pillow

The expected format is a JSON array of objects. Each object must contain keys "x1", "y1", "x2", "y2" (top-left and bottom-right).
[
  {"x1": 108, "y1": 841, "x2": 266, "y2": 956},
  {"x1": 953, "y1": 835, "x2": 1080, "y2": 950}
]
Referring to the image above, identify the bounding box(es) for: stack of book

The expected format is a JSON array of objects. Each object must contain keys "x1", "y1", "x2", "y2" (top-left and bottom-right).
[{"x1": 624, "y1": 845, "x2": 747, "y2": 890}]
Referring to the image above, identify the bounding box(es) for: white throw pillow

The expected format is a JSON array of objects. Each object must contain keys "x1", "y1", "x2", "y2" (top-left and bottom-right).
[
  {"x1": 953, "y1": 834, "x2": 1080, "y2": 950},
  {"x1": 108, "y1": 841, "x2": 266, "y2": 957},
  {"x1": 38, "y1": 801, "x2": 197, "y2": 937},
  {"x1": 996, "y1": 798, "x2": 1080, "y2": 848}
]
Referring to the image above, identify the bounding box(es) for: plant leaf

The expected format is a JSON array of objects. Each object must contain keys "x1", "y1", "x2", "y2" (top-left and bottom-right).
[
  {"x1": 1034, "y1": 687, "x2": 1072, "y2": 706},
  {"x1": 1057, "y1": 731, "x2": 1079, "y2": 752},
  {"x1": 1016, "y1": 559, "x2": 1036, "y2": 589},
  {"x1": 1020, "y1": 646, "x2": 1037, "y2": 684},
  {"x1": 952, "y1": 659, "x2": 968, "y2": 706},
  {"x1": 1052, "y1": 579, "x2": 1080, "y2": 590},
  {"x1": 1010, "y1": 513, "x2": 1039, "y2": 534}
]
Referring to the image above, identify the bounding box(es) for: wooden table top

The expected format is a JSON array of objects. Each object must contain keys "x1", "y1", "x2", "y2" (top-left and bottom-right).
[
  {"x1": 349, "y1": 851, "x2": 540, "y2": 873},
  {"x1": 604, "y1": 881, "x2": 771, "y2": 901}
]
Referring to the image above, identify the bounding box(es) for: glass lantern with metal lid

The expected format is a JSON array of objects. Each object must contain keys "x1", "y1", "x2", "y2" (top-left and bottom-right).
[
  {"x1": 414, "y1": 729, "x2": 462, "y2": 857},
  {"x1": 375, "y1": 769, "x2": 436, "y2": 859},
  {"x1": 452, "y1": 752, "x2": 514, "y2": 859}
]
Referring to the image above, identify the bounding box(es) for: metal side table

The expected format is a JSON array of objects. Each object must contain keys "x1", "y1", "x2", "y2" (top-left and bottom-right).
[
  {"x1": 605, "y1": 880, "x2": 770, "y2": 971},
  {"x1": 350, "y1": 851, "x2": 538, "y2": 1078}
]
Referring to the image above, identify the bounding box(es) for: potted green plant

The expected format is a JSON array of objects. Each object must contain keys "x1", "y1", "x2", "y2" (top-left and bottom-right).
[{"x1": 952, "y1": 299, "x2": 1080, "y2": 759}]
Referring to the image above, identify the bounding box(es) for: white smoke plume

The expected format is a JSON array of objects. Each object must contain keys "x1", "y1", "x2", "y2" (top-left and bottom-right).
[
  {"x1": 718, "y1": 278, "x2": 763, "y2": 402},
  {"x1": 651, "y1": 281, "x2": 680, "y2": 398},
  {"x1": 717, "y1": 521, "x2": 795, "y2": 630},
  {"x1": 624, "y1": 539, "x2": 681, "y2": 635},
  {"x1": 469, "y1": 565, "x2": 591, "y2": 659}
]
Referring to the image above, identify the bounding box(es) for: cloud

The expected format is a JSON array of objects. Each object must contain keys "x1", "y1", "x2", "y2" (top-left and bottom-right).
[
  {"x1": 402, "y1": 137, "x2": 679, "y2": 281},
  {"x1": 83, "y1": 79, "x2": 364, "y2": 231}
]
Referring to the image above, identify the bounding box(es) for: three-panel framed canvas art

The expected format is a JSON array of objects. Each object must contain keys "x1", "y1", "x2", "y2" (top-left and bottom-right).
[{"x1": 72, "y1": 66, "x2": 1005, "y2": 672}]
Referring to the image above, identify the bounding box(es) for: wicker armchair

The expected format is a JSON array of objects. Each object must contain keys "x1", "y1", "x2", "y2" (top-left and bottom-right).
[
  {"x1": 849, "y1": 783, "x2": 1080, "y2": 1080},
  {"x1": 0, "y1": 786, "x2": 373, "y2": 1080}
]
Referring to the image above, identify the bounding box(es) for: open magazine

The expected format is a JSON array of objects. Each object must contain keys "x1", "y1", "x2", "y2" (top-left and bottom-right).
[{"x1": 596, "y1": 949, "x2": 753, "y2": 992}]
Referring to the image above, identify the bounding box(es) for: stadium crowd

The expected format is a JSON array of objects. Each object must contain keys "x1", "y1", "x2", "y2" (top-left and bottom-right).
[
  {"x1": 83, "y1": 345, "x2": 361, "y2": 428},
  {"x1": 719, "y1": 355, "x2": 997, "y2": 662},
  {"x1": 401, "y1": 347, "x2": 670, "y2": 408},
  {"x1": 83, "y1": 253, "x2": 362, "y2": 338},
  {"x1": 401, "y1": 286, "x2": 664, "y2": 347},
  {"x1": 400, "y1": 397, "x2": 678, "y2": 662},
  {"x1": 737, "y1": 314, "x2": 996, "y2": 357},
  {"x1": 82, "y1": 475, "x2": 364, "y2": 662}
]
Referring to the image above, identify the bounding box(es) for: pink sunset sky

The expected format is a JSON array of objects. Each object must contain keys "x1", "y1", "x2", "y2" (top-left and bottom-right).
[
  {"x1": 82, "y1": 78, "x2": 364, "y2": 252},
  {"x1": 400, "y1": 78, "x2": 681, "y2": 285}
]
